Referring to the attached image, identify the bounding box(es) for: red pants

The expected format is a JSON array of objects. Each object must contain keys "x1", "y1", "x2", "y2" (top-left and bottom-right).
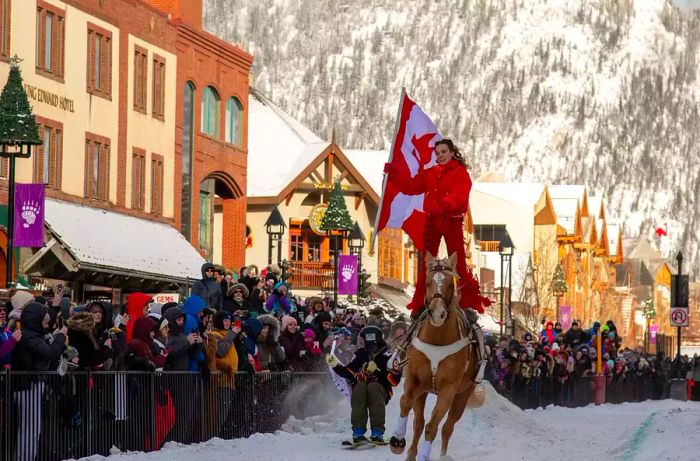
[{"x1": 407, "y1": 216, "x2": 488, "y2": 314}]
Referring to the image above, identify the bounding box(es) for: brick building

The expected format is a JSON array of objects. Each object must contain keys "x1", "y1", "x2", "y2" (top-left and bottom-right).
[
  {"x1": 143, "y1": 0, "x2": 253, "y2": 271},
  {"x1": 0, "y1": 0, "x2": 204, "y2": 298}
]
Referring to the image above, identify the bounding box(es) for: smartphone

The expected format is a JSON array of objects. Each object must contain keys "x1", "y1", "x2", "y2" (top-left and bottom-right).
[{"x1": 313, "y1": 341, "x2": 320, "y2": 349}]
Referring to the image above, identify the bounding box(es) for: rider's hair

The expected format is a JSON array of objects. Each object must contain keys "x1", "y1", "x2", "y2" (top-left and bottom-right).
[{"x1": 435, "y1": 138, "x2": 469, "y2": 169}]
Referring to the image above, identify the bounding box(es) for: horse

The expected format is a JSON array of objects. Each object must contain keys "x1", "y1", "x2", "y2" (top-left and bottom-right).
[{"x1": 390, "y1": 252, "x2": 483, "y2": 461}]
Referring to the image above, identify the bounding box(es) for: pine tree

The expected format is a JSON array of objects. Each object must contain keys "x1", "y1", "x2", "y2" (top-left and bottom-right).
[
  {"x1": 320, "y1": 181, "x2": 353, "y2": 231},
  {"x1": 0, "y1": 56, "x2": 40, "y2": 146}
]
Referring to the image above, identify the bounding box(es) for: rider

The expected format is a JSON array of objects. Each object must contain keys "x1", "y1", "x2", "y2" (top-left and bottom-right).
[
  {"x1": 384, "y1": 138, "x2": 490, "y2": 383},
  {"x1": 326, "y1": 326, "x2": 402, "y2": 445}
]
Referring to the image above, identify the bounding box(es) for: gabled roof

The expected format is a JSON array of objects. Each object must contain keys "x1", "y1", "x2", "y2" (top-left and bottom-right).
[
  {"x1": 472, "y1": 183, "x2": 546, "y2": 208},
  {"x1": 627, "y1": 237, "x2": 662, "y2": 261},
  {"x1": 551, "y1": 198, "x2": 578, "y2": 234},
  {"x1": 607, "y1": 223, "x2": 621, "y2": 257},
  {"x1": 549, "y1": 184, "x2": 589, "y2": 216},
  {"x1": 344, "y1": 149, "x2": 389, "y2": 197}
]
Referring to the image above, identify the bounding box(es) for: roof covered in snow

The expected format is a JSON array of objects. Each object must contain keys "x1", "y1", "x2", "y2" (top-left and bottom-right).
[
  {"x1": 607, "y1": 223, "x2": 621, "y2": 256},
  {"x1": 344, "y1": 149, "x2": 389, "y2": 197},
  {"x1": 551, "y1": 197, "x2": 578, "y2": 234},
  {"x1": 548, "y1": 185, "x2": 587, "y2": 200},
  {"x1": 247, "y1": 88, "x2": 328, "y2": 197},
  {"x1": 472, "y1": 183, "x2": 545, "y2": 208},
  {"x1": 44, "y1": 199, "x2": 204, "y2": 281}
]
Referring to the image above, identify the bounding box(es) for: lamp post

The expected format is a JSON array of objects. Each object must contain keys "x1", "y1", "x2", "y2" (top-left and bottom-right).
[
  {"x1": 348, "y1": 221, "x2": 366, "y2": 295},
  {"x1": 642, "y1": 297, "x2": 655, "y2": 354},
  {"x1": 264, "y1": 206, "x2": 286, "y2": 265},
  {"x1": 0, "y1": 57, "x2": 40, "y2": 287},
  {"x1": 499, "y1": 230, "x2": 514, "y2": 338},
  {"x1": 550, "y1": 263, "x2": 568, "y2": 323}
]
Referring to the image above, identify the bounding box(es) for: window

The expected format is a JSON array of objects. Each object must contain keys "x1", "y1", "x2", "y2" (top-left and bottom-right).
[
  {"x1": 151, "y1": 153, "x2": 164, "y2": 215},
  {"x1": 87, "y1": 23, "x2": 112, "y2": 98},
  {"x1": 1, "y1": 0, "x2": 10, "y2": 60},
  {"x1": 474, "y1": 224, "x2": 507, "y2": 242},
  {"x1": 225, "y1": 97, "x2": 243, "y2": 145},
  {"x1": 133, "y1": 45, "x2": 148, "y2": 113},
  {"x1": 131, "y1": 148, "x2": 146, "y2": 210},
  {"x1": 36, "y1": 1, "x2": 64, "y2": 79},
  {"x1": 181, "y1": 82, "x2": 195, "y2": 240},
  {"x1": 152, "y1": 55, "x2": 165, "y2": 119},
  {"x1": 34, "y1": 117, "x2": 62, "y2": 190},
  {"x1": 85, "y1": 133, "x2": 110, "y2": 202},
  {"x1": 201, "y1": 86, "x2": 220, "y2": 137}
]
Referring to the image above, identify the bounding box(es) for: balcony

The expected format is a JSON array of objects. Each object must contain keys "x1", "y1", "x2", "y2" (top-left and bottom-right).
[
  {"x1": 288, "y1": 261, "x2": 334, "y2": 289},
  {"x1": 477, "y1": 240, "x2": 500, "y2": 252}
]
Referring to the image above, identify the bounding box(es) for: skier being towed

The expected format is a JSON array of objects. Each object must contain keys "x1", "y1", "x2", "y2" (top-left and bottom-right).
[{"x1": 326, "y1": 325, "x2": 402, "y2": 447}]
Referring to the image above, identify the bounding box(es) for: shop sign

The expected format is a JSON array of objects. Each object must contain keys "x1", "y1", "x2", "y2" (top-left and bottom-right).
[
  {"x1": 309, "y1": 204, "x2": 328, "y2": 235},
  {"x1": 153, "y1": 293, "x2": 180, "y2": 304}
]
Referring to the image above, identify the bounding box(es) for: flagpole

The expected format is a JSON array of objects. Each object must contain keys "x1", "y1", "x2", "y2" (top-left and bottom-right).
[{"x1": 370, "y1": 87, "x2": 406, "y2": 255}]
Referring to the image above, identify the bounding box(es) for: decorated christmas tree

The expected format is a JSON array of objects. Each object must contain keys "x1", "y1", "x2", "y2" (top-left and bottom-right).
[
  {"x1": 0, "y1": 56, "x2": 40, "y2": 147},
  {"x1": 320, "y1": 181, "x2": 353, "y2": 231},
  {"x1": 549, "y1": 263, "x2": 567, "y2": 294}
]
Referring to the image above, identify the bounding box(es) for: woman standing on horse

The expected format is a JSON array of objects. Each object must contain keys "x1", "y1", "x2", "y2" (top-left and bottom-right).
[
  {"x1": 384, "y1": 138, "x2": 490, "y2": 381},
  {"x1": 384, "y1": 138, "x2": 491, "y2": 316}
]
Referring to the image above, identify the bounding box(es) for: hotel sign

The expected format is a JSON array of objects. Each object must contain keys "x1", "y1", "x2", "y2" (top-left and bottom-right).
[
  {"x1": 309, "y1": 204, "x2": 328, "y2": 236},
  {"x1": 314, "y1": 182, "x2": 349, "y2": 191},
  {"x1": 23, "y1": 83, "x2": 75, "y2": 113}
]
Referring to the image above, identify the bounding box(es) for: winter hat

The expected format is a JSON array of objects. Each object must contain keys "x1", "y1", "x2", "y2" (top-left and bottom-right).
[
  {"x1": 281, "y1": 315, "x2": 297, "y2": 331},
  {"x1": 315, "y1": 311, "x2": 332, "y2": 325},
  {"x1": 551, "y1": 342, "x2": 560, "y2": 351},
  {"x1": 303, "y1": 328, "x2": 316, "y2": 340},
  {"x1": 228, "y1": 283, "x2": 249, "y2": 298},
  {"x1": 11, "y1": 291, "x2": 34, "y2": 312},
  {"x1": 148, "y1": 303, "x2": 164, "y2": 316},
  {"x1": 158, "y1": 319, "x2": 169, "y2": 332},
  {"x1": 273, "y1": 281, "x2": 288, "y2": 292},
  {"x1": 161, "y1": 302, "x2": 179, "y2": 316},
  {"x1": 266, "y1": 272, "x2": 279, "y2": 283},
  {"x1": 213, "y1": 310, "x2": 231, "y2": 330}
]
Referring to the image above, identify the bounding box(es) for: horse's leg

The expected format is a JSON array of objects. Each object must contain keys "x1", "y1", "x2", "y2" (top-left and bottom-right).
[
  {"x1": 390, "y1": 379, "x2": 418, "y2": 455},
  {"x1": 441, "y1": 386, "x2": 472, "y2": 457},
  {"x1": 405, "y1": 392, "x2": 427, "y2": 461},
  {"x1": 417, "y1": 387, "x2": 457, "y2": 461}
]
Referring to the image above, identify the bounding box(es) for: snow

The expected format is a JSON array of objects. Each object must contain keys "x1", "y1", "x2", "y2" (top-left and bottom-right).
[
  {"x1": 344, "y1": 149, "x2": 389, "y2": 197},
  {"x1": 74, "y1": 381, "x2": 700, "y2": 461},
  {"x1": 472, "y1": 183, "x2": 545, "y2": 208},
  {"x1": 551, "y1": 198, "x2": 578, "y2": 233},
  {"x1": 44, "y1": 199, "x2": 204, "y2": 281}
]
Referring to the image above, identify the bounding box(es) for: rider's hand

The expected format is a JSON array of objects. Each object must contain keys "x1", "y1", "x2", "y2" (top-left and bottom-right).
[
  {"x1": 325, "y1": 354, "x2": 339, "y2": 368},
  {"x1": 366, "y1": 360, "x2": 378, "y2": 374}
]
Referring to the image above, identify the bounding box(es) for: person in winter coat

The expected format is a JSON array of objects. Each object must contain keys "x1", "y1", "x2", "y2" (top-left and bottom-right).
[
  {"x1": 66, "y1": 312, "x2": 114, "y2": 370},
  {"x1": 0, "y1": 305, "x2": 21, "y2": 365},
  {"x1": 278, "y1": 316, "x2": 307, "y2": 371},
  {"x1": 239, "y1": 265, "x2": 260, "y2": 296},
  {"x1": 7, "y1": 290, "x2": 34, "y2": 332},
  {"x1": 563, "y1": 321, "x2": 590, "y2": 348},
  {"x1": 384, "y1": 139, "x2": 490, "y2": 315},
  {"x1": 265, "y1": 282, "x2": 296, "y2": 317},
  {"x1": 257, "y1": 314, "x2": 286, "y2": 371},
  {"x1": 242, "y1": 317, "x2": 263, "y2": 371},
  {"x1": 303, "y1": 297, "x2": 325, "y2": 324},
  {"x1": 127, "y1": 317, "x2": 167, "y2": 369},
  {"x1": 191, "y1": 262, "x2": 223, "y2": 310},
  {"x1": 327, "y1": 325, "x2": 402, "y2": 445},
  {"x1": 313, "y1": 311, "x2": 335, "y2": 351},
  {"x1": 180, "y1": 296, "x2": 206, "y2": 371},
  {"x1": 223, "y1": 283, "x2": 251, "y2": 317},
  {"x1": 125, "y1": 292, "x2": 152, "y2": 342},
  {"x1": 162, "y1": 307, "x2": 199, "y2": 371},
  {"x1": 540, "y1": 321, "x2": 556, "y2": 345},
  {"x1": 206, "y1": 311, "x2": 239, "y2": 375}
]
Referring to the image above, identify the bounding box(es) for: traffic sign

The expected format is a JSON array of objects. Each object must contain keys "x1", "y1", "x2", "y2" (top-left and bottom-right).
[{"x1": 670, "y1": 307, "x2": 689, "y2": 327}]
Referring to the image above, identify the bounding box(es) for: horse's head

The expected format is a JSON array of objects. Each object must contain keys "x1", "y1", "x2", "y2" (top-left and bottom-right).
[{"x1": 425, "y1": 252, "x2": 460, "y2": 327}]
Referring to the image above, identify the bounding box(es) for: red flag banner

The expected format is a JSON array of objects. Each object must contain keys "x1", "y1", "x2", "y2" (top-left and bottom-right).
[{"x1": 374, "y1": 92, "x2": 441, "y2": 250}]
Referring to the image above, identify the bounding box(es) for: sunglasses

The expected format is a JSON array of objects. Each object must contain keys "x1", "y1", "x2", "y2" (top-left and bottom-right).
[
  {"x1": 233, "y1": 290, "x2": 243, "y2": 294},
  {"x1": 205, "y1": 269, "x2": 214, "y2": 273}
]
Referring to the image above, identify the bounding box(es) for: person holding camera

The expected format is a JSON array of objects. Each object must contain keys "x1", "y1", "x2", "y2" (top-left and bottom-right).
[
  {"x1": 278, "y1": 315, "x2": 307, "y2": 372},
  {"x1": 223, "y1": 283, "x2": 252, "y2": 317}
]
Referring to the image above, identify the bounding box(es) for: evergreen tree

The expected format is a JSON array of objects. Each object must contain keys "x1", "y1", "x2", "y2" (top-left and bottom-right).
[
  {"x1": 320, "y1": 181, "x2": 353, "y2": 231},
  {"x1": 0, "y1": 56, "x2": 40, "y2": 146}
]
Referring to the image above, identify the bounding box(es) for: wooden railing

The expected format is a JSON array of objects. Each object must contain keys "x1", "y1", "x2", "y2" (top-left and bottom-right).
[
  {"x1": 477, "y1": 240, "x2": 500, "y2": 252},
  {"x1": 288, "y1": 261, "x2": 334, "y2": 289}
]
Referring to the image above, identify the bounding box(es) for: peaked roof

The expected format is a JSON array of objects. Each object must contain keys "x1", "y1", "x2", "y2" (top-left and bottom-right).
[
  {"x1": 607, "y1": 223, "x2": 621, "y2": 257},
  {"x1": 344, "y1": 149, "x2": 389, "y2": 197},
  {"x1": 472, "y1": 183, "x2": 546, "y2": 208}
]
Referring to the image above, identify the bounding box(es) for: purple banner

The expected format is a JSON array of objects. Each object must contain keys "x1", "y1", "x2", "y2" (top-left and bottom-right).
[
  {"x1": 559, "y1": 305, "x2": 573, "y2": 331},
  {"x1": 337, "y1": 254, "x2": 358, "y2": 295},
  {"x1": 649, "y1": 324, "x2": 659, "y2": 345},
  {"x1": 13, "y1": 183, "x2": 45, "y2": 248}
]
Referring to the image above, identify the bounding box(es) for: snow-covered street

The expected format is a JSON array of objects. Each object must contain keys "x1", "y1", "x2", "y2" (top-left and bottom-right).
[{"x1": 74, "y1": 382, "x2": 700, "y2": 461}]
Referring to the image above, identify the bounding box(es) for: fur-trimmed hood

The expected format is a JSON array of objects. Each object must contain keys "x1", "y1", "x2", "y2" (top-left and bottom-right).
[
  {"x1": 257, "y1": 314, "x2": 281, "y2": 341},
  {"x1": 227, "y1": 283, "x2": 250, "y2": 298},
  {"x1": 265, "y1": 264, "x2": 281, "y2": 276},
  {"x1": 66, "y1": 312, "x2": 96, "y2": 332},
  {"x1": 241, "y1": 265, "x2": 259, "y2": 278}
]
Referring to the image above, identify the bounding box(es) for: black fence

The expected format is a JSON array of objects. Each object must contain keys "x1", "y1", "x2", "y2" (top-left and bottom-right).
[
  {"x1": 494, "y1": 372, "x2": 667, "y2": 410},
  {"x1": 0, "y1": 370, "x2": 336, "y2": 461}
]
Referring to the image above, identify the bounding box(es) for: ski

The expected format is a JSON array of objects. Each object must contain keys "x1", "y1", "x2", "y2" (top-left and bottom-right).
[{"x1": 341, "y1": 440, "x2": 375, "y2": 450}]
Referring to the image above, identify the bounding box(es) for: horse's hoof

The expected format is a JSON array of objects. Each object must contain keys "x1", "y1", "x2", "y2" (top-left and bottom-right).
[{"x1": 390, "y1": 436, "x2": 406, "y2": 454}]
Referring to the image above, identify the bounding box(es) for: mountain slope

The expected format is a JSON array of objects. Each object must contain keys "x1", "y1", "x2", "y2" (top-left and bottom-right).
[{"x1": 204, "y1": 0, "x2": 700, "y2": 276}]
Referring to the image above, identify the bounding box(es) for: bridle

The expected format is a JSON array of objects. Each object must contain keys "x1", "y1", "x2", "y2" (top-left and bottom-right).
[{"x1": 425, "y1": 263, "x2": 456, "y2": 311}]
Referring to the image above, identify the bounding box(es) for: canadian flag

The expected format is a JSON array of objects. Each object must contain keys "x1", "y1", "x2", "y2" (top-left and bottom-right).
[{"x1": 374, "y1": 92, "x2": 441, "y2": 250}]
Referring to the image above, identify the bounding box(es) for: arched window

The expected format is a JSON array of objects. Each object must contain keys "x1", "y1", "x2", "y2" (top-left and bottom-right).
[
  {"x1": 225, "y1": 97, "x2": 243, "y2": 145},
  {"x1": 201, "y1": 86, "x2": 220, "y2": 137}
]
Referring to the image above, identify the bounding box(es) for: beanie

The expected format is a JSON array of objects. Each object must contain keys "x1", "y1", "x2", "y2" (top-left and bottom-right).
[
  {"x1": 11, "y1": 291, "x2": 34, "y2": 311},
  {"x1": 281, "y1": 315, "x2": 297, "y2": 331}
]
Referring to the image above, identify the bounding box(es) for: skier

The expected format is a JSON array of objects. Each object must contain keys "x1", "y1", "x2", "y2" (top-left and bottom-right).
[
  {"x1": 326, "y1": 325, "x2": 402, "y2": 447},
  {"x1": 384, "y1": 138, "x2": 490, "y2": 382}
]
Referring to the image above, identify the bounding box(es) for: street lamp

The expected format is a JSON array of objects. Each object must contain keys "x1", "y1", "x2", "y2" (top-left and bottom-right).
[
  {"x1": 642, "y1": 297, "x2": 655, "y2": 353},
  {"x1": 550, "y1": 263, "x2": 568, "y2": 323},
  {"x1": 348, "y1": 221, "x2": 366, "y2": 294},
  {"x1": 264, "y1": 206, "x2": 286, "y2": 265},
  {"x1": 0, "y1": 57, "x2": 40, "y2": 287},
  {"x1": 499, "y1": 230, "x2": 514, "y2": 338}
]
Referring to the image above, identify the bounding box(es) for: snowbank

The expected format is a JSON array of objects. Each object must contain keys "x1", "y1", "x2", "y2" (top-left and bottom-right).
[{"x1": 74, "y1": 380, "x2": 700, "y2": 461}]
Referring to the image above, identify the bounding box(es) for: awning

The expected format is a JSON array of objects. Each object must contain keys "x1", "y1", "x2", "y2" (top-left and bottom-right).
[{"x1": 22, "y1": 199, "x2": 205, "y2": 290}]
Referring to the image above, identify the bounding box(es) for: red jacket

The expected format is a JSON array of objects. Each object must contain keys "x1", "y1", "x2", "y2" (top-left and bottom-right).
[{"x1": 393, "y1": 159, "x2": 471, "y2": 217}]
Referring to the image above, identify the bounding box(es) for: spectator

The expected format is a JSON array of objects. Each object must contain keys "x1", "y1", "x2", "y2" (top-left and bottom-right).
[
  {"x1": 223, "y1": 283, "x2": 251, "y2": 316},
  {"x1": 7, "y1": 290, "x2": 34, "y2": 331},
  {"x1": 242, "y1": 317, "x2": 263, "y2": 371},
  {"x1": 239, "y1": 265, "x2": 260, "y2": 296},
  {"x1": 313, "y1": 311, "x2": 334, "y2": 351},
  {"x1": 191, "y1": 262, "x2": 223, "y2": 310},
  {"x1": 540, "y1": 321, "x2": 555, "y2": 345},
  {"x1": 303, "y1": 297, "x2": 325, "y2": 324},
  {"x1": 127, "y1": 317, "x2": 167, "y2": 370},
  {"x1": 279, "y1": 315, "x2": 307, "y2": 371},
  {"x1": 563, "y1": 321, "x2": 590, "y2": 348},
  {"x1": 206, "y1": 311, "x2": 239, "y2": 374},
  {"x1": 257, "y1": 315, "x2": 286, "y2": 371},
  {"x1": 181, "y1": 295, "x2": 207, "y2": 371},
  {"x1": 125, "y1": 292, "x2": 152, "y2": 342},
  {"x1": 163, "y1": 307, "x2": 197, "y2": 371},
  {"x1": 65, "y1": 312, "x2": 113, "y2": 370},
  {"x1": 265, "y1": 282, "x2": 296, "y2": 316},
  {"x1": 0, "y1": 305, "x2": 21, "y2": 366}
]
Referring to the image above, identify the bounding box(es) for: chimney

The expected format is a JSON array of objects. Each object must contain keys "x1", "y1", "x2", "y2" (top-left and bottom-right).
[{"x1": 143, "y1": 0, "x2": 202, "y2": 29}]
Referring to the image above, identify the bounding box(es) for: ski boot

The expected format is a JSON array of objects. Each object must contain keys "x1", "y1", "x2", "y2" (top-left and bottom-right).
[
  {"x1": 352, "y1": 427, "x2": 369, "y2": 446},
  {"x1": 370, "y1": 429, "x2": 387, "y2": 445}
]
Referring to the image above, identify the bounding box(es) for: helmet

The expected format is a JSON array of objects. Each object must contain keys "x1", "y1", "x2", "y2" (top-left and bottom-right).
[{"x1": 359, "y1": 326, "x2": 384, "y2": 352}]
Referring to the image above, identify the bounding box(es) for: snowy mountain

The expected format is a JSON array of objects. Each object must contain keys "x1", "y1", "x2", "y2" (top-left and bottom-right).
[{"x1": 204, "y1": 0, "x2": 700, "y2": 276}]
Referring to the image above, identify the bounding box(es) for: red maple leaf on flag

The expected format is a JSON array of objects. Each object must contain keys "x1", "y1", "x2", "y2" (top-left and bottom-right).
[{"x1": 411, "y1": 132, "x2": 437, "y2": 165}]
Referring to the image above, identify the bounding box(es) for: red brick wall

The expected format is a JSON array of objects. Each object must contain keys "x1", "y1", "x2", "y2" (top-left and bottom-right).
[
  {"x1": 142, "y1": 0, "x2": 202, "y2": 28},
  {"x1": 173, "y1": 23, "x2": 252, "y2": 269}
]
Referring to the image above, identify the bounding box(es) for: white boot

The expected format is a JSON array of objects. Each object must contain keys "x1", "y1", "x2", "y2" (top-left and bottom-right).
[
  {"x1": 472, "y1": 319, "x2": 487, "y2": 384},
  {"x1": 417, "y1": 440, "x2": 432, "y2": 461}
]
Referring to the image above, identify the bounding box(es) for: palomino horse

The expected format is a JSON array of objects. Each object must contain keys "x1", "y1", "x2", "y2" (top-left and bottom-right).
[{"x1": 390, "y1": 252, "x2": 481, "y2": 461}]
